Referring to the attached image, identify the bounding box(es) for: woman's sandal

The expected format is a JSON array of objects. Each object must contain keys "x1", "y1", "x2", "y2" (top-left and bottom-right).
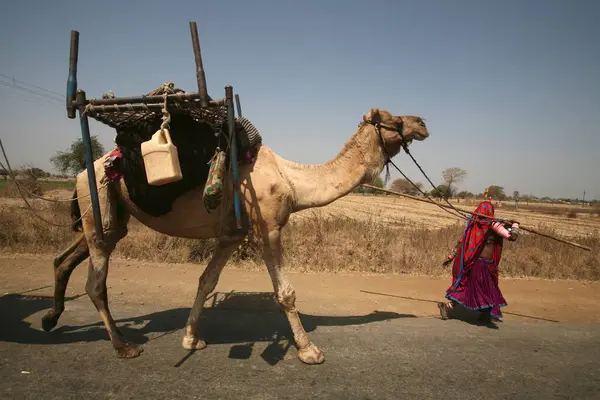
[{"x1": 438, "y1": 302, "x2": 450, "y2": 320}]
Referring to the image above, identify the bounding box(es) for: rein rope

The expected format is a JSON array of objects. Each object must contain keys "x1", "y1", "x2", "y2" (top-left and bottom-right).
[
  {"x1": 0, "y1": 139, "x2": 106, "y2": 228},
  {"x1": 367, "y1": 120, "x2": 469, "y2": 221}
]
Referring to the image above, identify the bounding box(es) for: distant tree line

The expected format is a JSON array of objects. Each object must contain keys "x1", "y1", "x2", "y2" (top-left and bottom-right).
[
  {"x1": 5, "y1": 138, "x2": 599, "y2": 208},
  {"x1": 381, "y1": 167, "x2": 597, "y2": 206}
]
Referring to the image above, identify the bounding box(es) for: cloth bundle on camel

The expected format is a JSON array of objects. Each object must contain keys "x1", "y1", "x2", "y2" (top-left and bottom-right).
[{"x1": 94, "y1": 82, "x2": 262, "y2": 217}]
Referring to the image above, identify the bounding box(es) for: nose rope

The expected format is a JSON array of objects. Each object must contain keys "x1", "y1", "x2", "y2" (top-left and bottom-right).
[{"x1": 369, "y1": 121, "x2": 469, "y2": 220}]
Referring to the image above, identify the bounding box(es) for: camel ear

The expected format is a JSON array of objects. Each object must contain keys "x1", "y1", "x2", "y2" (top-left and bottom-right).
[{"x1": 363, "y1": 108, "x2": 381, "y2": 124}]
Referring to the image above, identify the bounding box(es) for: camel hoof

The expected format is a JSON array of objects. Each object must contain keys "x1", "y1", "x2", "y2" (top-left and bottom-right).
[
  {"x1": 297, "y1": 342, "x2": 325, "y2": 365},
  {"x1": 182, "y1": 335, "x2": 207, "y2": 351},
  {"x1": 114, "y1": 342, "x2": 144, "y2": 359},
  {"x1": 41, "y1": 311, "x2": 60, "y2": 332}
]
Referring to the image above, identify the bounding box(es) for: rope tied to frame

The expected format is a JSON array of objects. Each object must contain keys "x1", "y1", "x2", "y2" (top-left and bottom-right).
[{"x1": 159, "y1": 81, "x2": 174, "y2": 133}]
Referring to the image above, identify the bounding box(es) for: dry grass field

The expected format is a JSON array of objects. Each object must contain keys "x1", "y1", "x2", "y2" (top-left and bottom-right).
[{"x1": 1, "y1": 180, "x2": 599, "y2": 280}]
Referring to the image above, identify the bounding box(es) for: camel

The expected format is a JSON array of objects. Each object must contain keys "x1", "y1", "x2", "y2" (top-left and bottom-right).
[{"x1": 41, "y1": 108, "x2": 430, "y2": 365}]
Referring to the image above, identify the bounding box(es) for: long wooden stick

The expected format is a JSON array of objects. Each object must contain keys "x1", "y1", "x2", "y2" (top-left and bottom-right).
[{"x1": 360, "y1": 184, "x2": 592, "y2": 252}]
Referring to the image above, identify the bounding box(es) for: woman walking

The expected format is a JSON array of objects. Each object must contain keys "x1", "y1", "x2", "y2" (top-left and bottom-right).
[{"x1": 438, "y1": 199, "x2": 520, "y2": 322}]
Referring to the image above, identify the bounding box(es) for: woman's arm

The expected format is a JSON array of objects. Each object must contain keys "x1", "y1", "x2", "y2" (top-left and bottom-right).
[
  {"x1": 492, "y1": 221, "x2": 520, "y2": 241},
  {"x1": 442, "y1": 238, "x2": 461, "y2": 265}
]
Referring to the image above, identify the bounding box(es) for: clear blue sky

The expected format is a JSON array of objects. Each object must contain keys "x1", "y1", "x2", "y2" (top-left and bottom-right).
[{"x1": 1, "y1": 0, "x2": 598, "y2": 200}]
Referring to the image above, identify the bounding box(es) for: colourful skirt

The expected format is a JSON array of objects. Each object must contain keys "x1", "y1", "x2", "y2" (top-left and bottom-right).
[{"x1": 445, "y1": 258, "x2": 507, "y2": 320}]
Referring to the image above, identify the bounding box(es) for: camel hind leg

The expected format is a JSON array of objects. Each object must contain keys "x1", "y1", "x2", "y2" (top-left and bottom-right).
[
  {"x1": 42, "y1": 233, "x2": 89, "y2": 331},
  {"x1": 182, "y1": 238, "x2": 242, "y2": 350}
]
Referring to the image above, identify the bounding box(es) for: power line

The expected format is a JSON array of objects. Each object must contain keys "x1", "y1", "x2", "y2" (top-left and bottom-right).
[
  {"x1": 0, "y1": 79, "x2": 64, "y2": 104},
  {"x1": 5, "y1": 92, "x2": 62, "y2": 111},
  {"x1": 0, "y1": 73, "x2": 64, "y2": 98},
  {"x1": 0, "y1": 79, "x2": 63, "y2": 101},
  {"x1": 0, "y1": 74, "x2": 67, "y2": 112}
]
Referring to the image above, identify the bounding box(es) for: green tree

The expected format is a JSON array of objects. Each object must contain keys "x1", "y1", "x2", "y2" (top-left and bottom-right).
[
  {"x1": 390, "y1": 178, "x2": 423, "y2": 196},
  {"x1": 456, "y1": 190, "x2": 474, "y2": 198},
  {"x1": 431, "y1": 184, "x2": 450, "y2": 199},
  {"x1": 51, "y1": 136, "x2": 106, "y2": 176},
  {"x1": 486, "y1": 185, "x2": 506, "y2": 200},
  {"x1": 442, "y1": 167, "x2": 467, "y2": 198},
  {"x1": 21, "y1": 165, "x2": 50, "y2": 180}
]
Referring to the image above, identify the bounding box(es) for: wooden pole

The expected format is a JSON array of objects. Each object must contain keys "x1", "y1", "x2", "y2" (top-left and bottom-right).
[
  {"x1": 361, "y1": 184, "x2": 592, "y2": 252},
  {"x1": 189, "y1": 21, "x2": 209, "y2": 107}
]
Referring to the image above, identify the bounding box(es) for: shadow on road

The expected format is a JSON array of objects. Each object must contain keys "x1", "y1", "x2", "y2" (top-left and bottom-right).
[
  {"x1": 360, "y1": 289, "x2": 560, "y2": 323},
  {"x1": 0, "y1": 291, "x2": 415, "y2": 365}
]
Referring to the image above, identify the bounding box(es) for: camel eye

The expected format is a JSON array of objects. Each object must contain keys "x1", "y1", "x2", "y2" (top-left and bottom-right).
[{"x1": 417, "y1": 118, "x2": 426, "y2": 127}]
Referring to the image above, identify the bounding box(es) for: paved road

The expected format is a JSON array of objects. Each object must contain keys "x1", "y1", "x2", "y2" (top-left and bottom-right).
[{"x1": 1, "y1": 292, "x2": 599, "y2": 399}]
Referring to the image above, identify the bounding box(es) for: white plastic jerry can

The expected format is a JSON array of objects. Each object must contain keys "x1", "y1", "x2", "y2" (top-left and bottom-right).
[{"x1": 140, "y1": 128, "x2": 183, "y2": 186}]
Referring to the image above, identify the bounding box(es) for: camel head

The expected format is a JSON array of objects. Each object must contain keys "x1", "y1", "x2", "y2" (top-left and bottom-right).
[{"x1": 362, "y1": 108, "x2": 430, "y2": 158}]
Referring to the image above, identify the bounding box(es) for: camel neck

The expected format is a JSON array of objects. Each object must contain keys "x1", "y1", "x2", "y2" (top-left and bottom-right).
[{"x1": 277, "y1": 126, "x2": 385, "y2": 211}]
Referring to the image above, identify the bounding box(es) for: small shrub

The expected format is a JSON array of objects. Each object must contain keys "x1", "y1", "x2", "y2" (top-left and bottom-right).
[{"x1": 0, "y1": 178, "x2": 42, "y2": 198}]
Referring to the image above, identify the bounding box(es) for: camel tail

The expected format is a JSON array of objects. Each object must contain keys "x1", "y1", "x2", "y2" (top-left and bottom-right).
[{"x1": 70, "y1": 188, "x2": 83, "y2": 232}]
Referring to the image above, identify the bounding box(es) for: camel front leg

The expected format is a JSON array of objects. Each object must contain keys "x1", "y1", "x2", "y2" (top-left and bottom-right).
[
  {"x1": 82, "y1": 181, "x2": 137, "y2": 358},
  {"x1": 182, "y1": 239, "x2": 241, "y2": 351},
  {"x1": 263, "y1": 229, "x2": 324, "y2": 365}
]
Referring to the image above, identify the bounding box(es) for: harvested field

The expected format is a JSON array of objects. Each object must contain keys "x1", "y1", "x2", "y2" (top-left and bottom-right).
[
  {"x1": 0, "y1": 187, "x2": 598, "y2": 280},
  {"x1": 293, "y1": 194, "x2": 600, "y2": 239}
]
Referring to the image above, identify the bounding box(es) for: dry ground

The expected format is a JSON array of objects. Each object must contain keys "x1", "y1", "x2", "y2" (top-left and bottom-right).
[{"x1": 2, "y1": 254, "x2": 600, "y2": 324}]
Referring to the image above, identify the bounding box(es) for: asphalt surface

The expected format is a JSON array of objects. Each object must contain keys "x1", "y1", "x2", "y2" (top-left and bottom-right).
[{"x1": 1, "y1": 292, "x2": 600, "y2": 399}]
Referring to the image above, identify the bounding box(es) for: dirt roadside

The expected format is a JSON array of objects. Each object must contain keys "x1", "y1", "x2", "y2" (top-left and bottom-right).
[{"x1": 2, "y1": 253, "x2": 600, "y2": 324}]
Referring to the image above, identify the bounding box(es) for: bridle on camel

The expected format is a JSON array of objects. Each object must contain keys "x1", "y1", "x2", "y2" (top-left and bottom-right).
[{"x1": 364, "y1": 119, "x2": 471, "y2": 220}]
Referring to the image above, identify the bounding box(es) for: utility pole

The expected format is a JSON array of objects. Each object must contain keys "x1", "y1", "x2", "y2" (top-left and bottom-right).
[{"x1": 582, "y1": 190, "x2": 586, "y2": 207}]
